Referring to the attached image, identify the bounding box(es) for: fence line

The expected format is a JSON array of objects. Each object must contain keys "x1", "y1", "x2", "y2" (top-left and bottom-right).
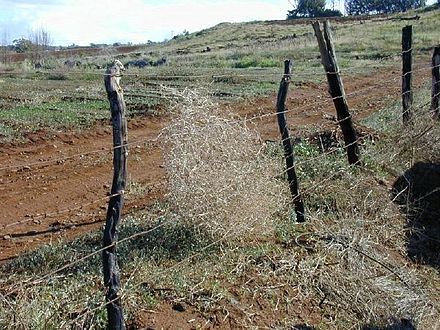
[
  {"x1": 1, "y1": 117, "x2": 437, "y2": 326},
  {"x1": 3, "y1": 130, "x2": 435, "y2": 299},
  {"x1": 0, "y1": 47, "x2": 436, "y2": 255},
  {"x1": 6, "y1": 123, "x2": 436, "y2": 293},
  {"x1": 0, "y1": 62, "x2": 437, "y2": 175},
  {"x1": 0, "y1": 59, "x2": 436, "y2": 80}
]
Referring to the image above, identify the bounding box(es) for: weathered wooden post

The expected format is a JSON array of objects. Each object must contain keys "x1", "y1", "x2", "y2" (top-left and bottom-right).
[
  {"x1": 431, "y1": 46, "x2": 440, "y2": 119},
  {"x1": 402, "y1": 25, "x2": 413, "y2": 125},
  {"x1": 103, "y1": 59, "x2": 127, "y2": 330},
  {"x1": 276, "y1": 59, "x2": 305, "y2": 223},
  {"x1": 312, "y1": 21, "x2": 360, "y2": 165}
]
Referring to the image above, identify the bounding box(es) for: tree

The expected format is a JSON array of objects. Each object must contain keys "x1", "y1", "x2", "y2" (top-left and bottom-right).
[
  {"x1": 1, "y1": 28, "x2": 10, "y2": 65},
  {"x1": 29, "y1": 27, "x2": 52, "y2": 65},
  {"x1": 287, "y1": 0, "x2": 326, "y2": 18},
  {"x1": 12, "y1": 28, "x2": 52, "y2": 66},
  {"x1": 13, "y1": 37, "x2": 33, "y2": 53},
  {"x1": 346, "y1": 0, "x2": 426, "y2": 15}
]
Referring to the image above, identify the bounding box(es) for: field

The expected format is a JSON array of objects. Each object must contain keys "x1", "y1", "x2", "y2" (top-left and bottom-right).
[{"x1": 0, "y1": 6, "x2": 440, "y2": 330}]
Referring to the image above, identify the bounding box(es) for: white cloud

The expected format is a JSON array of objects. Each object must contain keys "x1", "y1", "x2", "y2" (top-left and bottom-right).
[
  {"x1": 1, "y1": 0, "x2": 437, "y2": 46},
  {"x1": 24, "y1": 0, "x2": 287, "y2": 45}
]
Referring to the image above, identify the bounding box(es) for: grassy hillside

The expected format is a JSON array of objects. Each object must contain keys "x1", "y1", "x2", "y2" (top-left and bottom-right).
[{"x1": 0, "y1": 8, "x2": 439, "y2": 142}]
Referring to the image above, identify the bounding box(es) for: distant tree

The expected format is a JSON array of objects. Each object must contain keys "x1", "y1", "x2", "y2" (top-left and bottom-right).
[
  {"x1": 319, "y1": 8, "x2": 343, "y2": 17},
  {"x1": 1, "y1": 28, "x2": 11, "y2": 65},
  {"x1": 287, "y1": 0, "x2": 326, "y2": 18},
  {"x1": 12, "y1": 28, "x2": 52, "y2": 66},
  {"x1": 346, "y1": 0, "x2": 426, "y2": 15},
  {"x1": 28, "y1": 27, "x2": 52, "y2": 66},
  {"x1": 13, "y1": 37, "x2": 33, "y2": 53}
]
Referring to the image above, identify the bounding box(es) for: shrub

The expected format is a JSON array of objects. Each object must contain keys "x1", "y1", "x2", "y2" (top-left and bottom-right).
[
  {"x1": 47, "y1": 72, "x2": 68, "y2": 80},
  {"x1": 162, "y1": 88, "x2": 288, "y2": 237}
]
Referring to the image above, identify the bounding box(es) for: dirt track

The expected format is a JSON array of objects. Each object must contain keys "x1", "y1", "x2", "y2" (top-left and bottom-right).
[{"x1": 0, "y1": 64, "x2": 428, "y2": 261}]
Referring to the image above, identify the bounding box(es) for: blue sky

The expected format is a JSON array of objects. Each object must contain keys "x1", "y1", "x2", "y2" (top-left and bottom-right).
[{"x1": 0, "y1": 0, "x2": 435, "y2": 46}]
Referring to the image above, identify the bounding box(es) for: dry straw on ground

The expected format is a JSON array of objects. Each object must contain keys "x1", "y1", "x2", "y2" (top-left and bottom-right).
[
  {"x1": 161, "y1": 87, "x2": 288, "y2": 238},
  {"x1": 293, "y1": 109, "x2": 440, "y2": 328}
]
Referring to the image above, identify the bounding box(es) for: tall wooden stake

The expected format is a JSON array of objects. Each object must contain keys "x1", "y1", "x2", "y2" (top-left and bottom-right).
[
  {"x1": 312, "y1": 21, "x2": 360, "y2": 165},
  {"x1": 431, "y1": 46, "x2": 440, "y2": 119},
  {"x1": 276, "y1": 60, "x2": 305, "y2": 223},
  {"x1": 103, "y1": 59, "x2": 127, "y2": 330},
  {"x1": 402, "y1": 25, "x2": 413, "y2": 125}
]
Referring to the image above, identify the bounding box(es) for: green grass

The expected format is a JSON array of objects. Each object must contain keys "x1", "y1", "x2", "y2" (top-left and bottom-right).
[{"x1": 0, "y1": 99, "x2": 108, "y2": 141}]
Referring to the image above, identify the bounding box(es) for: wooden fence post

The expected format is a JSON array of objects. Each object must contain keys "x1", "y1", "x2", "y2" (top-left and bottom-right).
[
  {"x1": 276, "y1": 59, "x2": 305, "y2": 223},
  {"x1": 103, "y1": 59, "x2": 127, "y2": 330},
  {"x1": 431, "y1": 45, "x2": 440, "y2": 119},
  {"x1": 402, "y1": 25, "x2": 413, "y2": 125},
  {"x1": 312, "y1": 21, "x2": 360, "y2": 166}
]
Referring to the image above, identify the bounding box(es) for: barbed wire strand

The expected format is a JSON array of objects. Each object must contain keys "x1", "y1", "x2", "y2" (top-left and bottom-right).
[
  {"x1": 0, "y1": 179, "x2": 166, "y2": 233},
  {"x1": 0, "y1": 149, "x2": 349, "y2": 296},
  {"x1": 0, "y1": 61, "x2": 436, "y2": 175},
  {"x1": 0, "y1": 58, "x2": 436, "y2": 80}
]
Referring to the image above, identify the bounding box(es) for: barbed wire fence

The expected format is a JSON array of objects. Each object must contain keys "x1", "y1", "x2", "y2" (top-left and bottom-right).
[{"x1": 0, "y1": 23, "x2": 439, "y2": 329}]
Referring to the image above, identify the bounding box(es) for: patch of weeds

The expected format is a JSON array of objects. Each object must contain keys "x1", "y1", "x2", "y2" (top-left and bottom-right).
[
  {"x1": 360, "y1": 101, "x2": 399, "y2": 132},
  {"x1": 233, "y1": 56, "x2": 259, "y2": 68},
  {"x1": 0, "y1": 122, "x2": 17, "y2": 141},
  {"x1": 81, "y1": 72, "x2": 100, "y2": 81},
  {"x1": 0, "y1": 100, "x2": 108, "y2": 138},
  {"x1": 294, "y1": 141, "x2": 320, "y2": 158},
  {"x1": 47, "y1": 73, "x2": 68, "y2": 81},
  {"x1": 117, "y1": 214, "x2": 216, "y2": 264},
  {"x1": 250, "y1": 81, "x2": 277, "y2": 95},
  {"x1": 232, "y1": 56, "x2": 279, "y2": 69}
]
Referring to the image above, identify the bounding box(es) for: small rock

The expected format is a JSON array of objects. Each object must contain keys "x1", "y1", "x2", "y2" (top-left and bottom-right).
[{"x1": 3, "y1": 235, "x2": 11, "y2": 240}]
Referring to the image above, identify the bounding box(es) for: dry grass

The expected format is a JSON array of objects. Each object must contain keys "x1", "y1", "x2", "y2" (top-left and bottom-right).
[
  {"x1": 1, "y1": 93, "x2": 439, "y2": 329},
  {"x1": 289, "y1": 104, "x2": 440, "y2": 328},
  {"x1": 161, "y1": 88, "x2": 289, "y2": 238}
]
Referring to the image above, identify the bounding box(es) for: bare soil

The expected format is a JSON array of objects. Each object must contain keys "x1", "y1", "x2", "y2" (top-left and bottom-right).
[{"x1": 0, "y1": 64, "x2": 428, "y2": 263}]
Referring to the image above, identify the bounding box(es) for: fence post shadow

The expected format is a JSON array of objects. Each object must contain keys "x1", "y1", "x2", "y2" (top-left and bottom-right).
[{"x1": 391, "y1": 162, "x2": 440, "y2": 268}]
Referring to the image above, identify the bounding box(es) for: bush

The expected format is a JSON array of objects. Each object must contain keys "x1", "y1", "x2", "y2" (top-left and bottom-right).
[
  {"x1": 233, "y1": 56, "x2": 279, "y2": 68},
  {"x1": 47, "y1": 72, "x2": 68, "y2": 80},
  {"x1": 162, "y1": 88, "x2": 288, "y2": 237}
]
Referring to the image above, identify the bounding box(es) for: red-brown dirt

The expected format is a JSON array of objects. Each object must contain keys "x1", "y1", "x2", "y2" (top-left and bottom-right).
[
  {"x1": 0, "y1": 62, "x2": 433, "y2": 329},
  {"x1": 0, "y1": 63, "x2": 429, "y2": 264}
]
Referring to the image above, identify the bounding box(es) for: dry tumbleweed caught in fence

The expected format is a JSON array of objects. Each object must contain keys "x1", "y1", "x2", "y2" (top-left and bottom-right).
[{"x1": 161, "y1": 87, "x2": 289, "y2": 237}]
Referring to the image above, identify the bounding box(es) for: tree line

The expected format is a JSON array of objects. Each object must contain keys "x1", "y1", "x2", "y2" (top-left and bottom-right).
[
  {"x1": 287, "y1": 0, "x2": 432, "y2": 19},
  {"x1": 346, "y1": 0, "x2": 426, "y2": 15}
]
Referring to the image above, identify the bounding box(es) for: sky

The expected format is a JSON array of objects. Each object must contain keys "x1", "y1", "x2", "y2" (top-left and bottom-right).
[{"x1": 0, "y1": 0, "x2": 436, "y2": 46}]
